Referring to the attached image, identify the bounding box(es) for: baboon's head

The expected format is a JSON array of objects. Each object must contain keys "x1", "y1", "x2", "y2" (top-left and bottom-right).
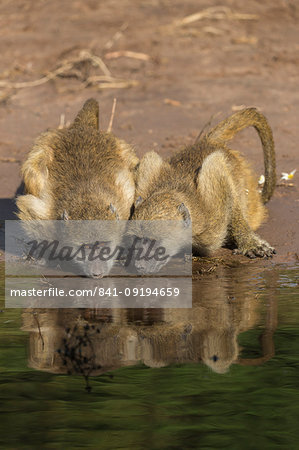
[
  {"x1": 16, "y1": 99, "x2": 130, "y2": 277},
  {"x1": 127, "y1": 194, "x2": 191, "y2": 274},
  {"x1": 57, "y1": 215, "x2": 126, "y2": 279},
  {"x1": 17, "y1": 99, "x2": 127, "y2": 223}
]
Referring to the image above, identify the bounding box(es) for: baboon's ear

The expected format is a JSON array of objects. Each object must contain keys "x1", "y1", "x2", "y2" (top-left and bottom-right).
[
  {"x1": 71, "y1": 98, "x2": 99, "y2": 129},
  {"x1": 178, "y1": 203, "x2": 191, "y2": 228},
  {"x1": 110, "y1": 203, "x2": 119, "y2": 220}
]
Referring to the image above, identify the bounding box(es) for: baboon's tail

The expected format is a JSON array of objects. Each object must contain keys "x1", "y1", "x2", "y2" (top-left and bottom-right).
[{"x1": 203, "y1": 108, "x2": 276, "y2": 203}]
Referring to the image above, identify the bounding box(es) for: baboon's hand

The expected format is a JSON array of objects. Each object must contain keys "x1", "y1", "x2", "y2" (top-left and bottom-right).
[{"x1": 233, "y1": 235, "x2": 276, "y2": 259}]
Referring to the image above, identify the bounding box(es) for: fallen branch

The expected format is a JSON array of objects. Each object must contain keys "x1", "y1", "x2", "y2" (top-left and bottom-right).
[
  {"x1": 104, "y1": 22, "x2": 128, "y2": 50},
  {"x1": 58, "y1": 113, "x2": 65, "y2": 129},
  {"x1": 79, "y1": 50, "x2": 111, "y2": 76},
  {"x1": 195, "y1": 111, "x2": 222, "y2": 144},
  {"x1": 0, "y1": 49, "x2": 136, "y2": 93},
  {"x1": 0, "y1": 63, "x2": 74, "y2": 89},
  {"x1": 107, "y1": 98, "x2": 117, "y2": 133},
  {"x1": 164, "y1": 98, "x2": 181, "y2": 107},
  {"x1": 276, "y1": 183, "x2": 295, "y2": 188},
  {"x1": 105, "y1": 50, "x2": 150, "y2": 61},
  {"x1": 173, "y1": 6, "x2": 258, "y2": 27},
  {"x1": 0, "y1": 156, "x2": 21, "y2": 163},
  {"x1": 85, "y1": 76, "x2": 138, "y2": 89}
]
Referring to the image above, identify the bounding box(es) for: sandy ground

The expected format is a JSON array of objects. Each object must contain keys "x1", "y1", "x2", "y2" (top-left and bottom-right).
[{"x1": 0, "y1": 0, "x2": 298, "y2": 264}]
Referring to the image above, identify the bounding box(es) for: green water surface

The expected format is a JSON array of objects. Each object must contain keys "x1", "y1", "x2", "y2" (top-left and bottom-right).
[{"x1": 0, "y1": 263, "x2": 298, "y2": 450}]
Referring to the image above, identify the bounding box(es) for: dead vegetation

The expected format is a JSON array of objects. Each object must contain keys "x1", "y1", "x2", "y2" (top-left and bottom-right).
[
  {"x1": 0, "y1": 49, "x2": 138, "y2": 99},
  {"x1": 0, "y1": 6, "x2": 260, "y2": 103},
  {"x1": 172, "y1": 6, "x2": 258, "y2": 27},
  {"x1": 162, "y1": 6, "x2": 259, "y2": 37}
]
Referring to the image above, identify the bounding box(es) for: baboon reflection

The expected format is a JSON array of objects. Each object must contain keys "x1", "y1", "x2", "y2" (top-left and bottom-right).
[{"x1": 22, "y1": 265, "x2": 277, "y2": 377}]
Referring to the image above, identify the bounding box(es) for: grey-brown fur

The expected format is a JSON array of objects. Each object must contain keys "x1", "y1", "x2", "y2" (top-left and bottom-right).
[
  {"x1": 17, "y1": 98, "x2": 139, "y2": 221},
  {"x1": 131, "y1": 108, "x2": 276, "y2": 258}
]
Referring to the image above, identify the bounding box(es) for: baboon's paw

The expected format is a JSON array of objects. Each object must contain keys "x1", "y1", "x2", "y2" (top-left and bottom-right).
[{"x1": 233, "y1": 237, "x2": 276, "y2": 259}]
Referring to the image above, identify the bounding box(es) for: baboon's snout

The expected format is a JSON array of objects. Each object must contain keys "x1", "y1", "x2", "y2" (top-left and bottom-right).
[
  {"x1": 91, "y1": 272, "x2": 104, "y2": 279},
  {"x1": 80, "y1": 259, "x2": 112, "y2": 279}
]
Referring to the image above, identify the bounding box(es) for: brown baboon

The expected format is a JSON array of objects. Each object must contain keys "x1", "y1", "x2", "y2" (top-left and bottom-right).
[
  {"x1": 131, "y1": 108, "x2": 276, "y2": 259},
  {"x1": 16, "y1": 99, "x2": 138, "y2": 277},
  {"x1": 17, "y1": 98, "x2": 138, "y2": 221}
]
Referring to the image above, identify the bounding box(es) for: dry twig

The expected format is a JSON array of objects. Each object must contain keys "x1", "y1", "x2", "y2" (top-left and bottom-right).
[
  {"x1": 194, "y1": 111, "x2": 222, "y2": 144},
  {"x1": 172, "y1": 6, "x2": 258, "y2": 27},
  {"x1": 58, "y1": 113, "x2": 65, "y2": 129},
  {"x1": 79, "y1": 50, "x2": 111, "y2": 77},
  {"x1": 104, "y1": 23, "x2": 128, "y2": 50},
  {"x1": 107, "y1": 98, "x2": 117, "y2": 133},
  {"x1": 276, "y1": 183, "x2": 295, "y2": 188},
  {"x1": 164, "y1": 98, "x2": 181, "y2": 107},
  {"x1": 0, "y1": 156, "x2": 21, "y2": 163},
  {"x1": 0, "y1": 49, "x2": 137, "y2": 93},
  {"x1": 105, "y1": 50, "x2": 150, "y2": 61},
  {"x1": 85, "y1": 75, "x2": 138, "y2": 89}
]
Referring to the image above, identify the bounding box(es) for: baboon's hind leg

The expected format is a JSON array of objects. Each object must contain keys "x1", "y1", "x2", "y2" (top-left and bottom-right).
[{"x1": 228, "y1": 205, "x2": 276, "y2": 258}]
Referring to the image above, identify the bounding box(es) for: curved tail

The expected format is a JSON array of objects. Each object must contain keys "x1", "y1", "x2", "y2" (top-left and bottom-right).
[{"x1": 203, "y1": 108, "x2": 276, "y2": 203}]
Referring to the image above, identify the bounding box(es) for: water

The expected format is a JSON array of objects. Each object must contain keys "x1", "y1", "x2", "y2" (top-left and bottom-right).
[{"x1": 0, "y1": 262, "x2": 298, "y2": 449}]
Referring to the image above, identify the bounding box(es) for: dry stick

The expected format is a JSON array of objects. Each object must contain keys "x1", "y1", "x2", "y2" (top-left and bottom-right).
[
  {"x1": 173, "y1": 6, "x2": 258, "y2": 27},
  {"x1": 0, "y1": 52, "x2": 137, "y2": 92},
  {"x1": 79, "y1": 50, "x2": 111, "y2": 77},
  {"x1": 107, "y1": 98, "x2": 117, "y2": 133},
  {"x1": 0, "y1": 156, "x2": 21, "y2": 163},
  {"x1": 104, "y1": 22, "x2": 128, "y2": 50},
  {"x1": 105, "y1": 51, "x2": 150, "y2": 61},
  {"x1": 0, "y1": 51, "x2": 112, "y2": 90},
  {"x1": 85, "y1": 75, "x2": 124, "y2": 83},
  {"x1": 194, "y1": 112, "x2": 222, "y2": 144},
  {"x1": 85, "y1": 77, "x2": 138, "y2": 89},
  {"x1": 58, "y1": 113, "x2": 65, "y2": 129},
  {"x1": 276, "y1": 183, "x2": 295, "y2": 187},
  {"x1": 0, "y1": 63, "x2": 74, "y2": 89}
]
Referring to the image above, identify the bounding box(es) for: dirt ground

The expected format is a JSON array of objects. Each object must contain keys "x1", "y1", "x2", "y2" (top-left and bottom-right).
[{"x1": 0, "y1": 0, "x2": 298, "y2": 264}]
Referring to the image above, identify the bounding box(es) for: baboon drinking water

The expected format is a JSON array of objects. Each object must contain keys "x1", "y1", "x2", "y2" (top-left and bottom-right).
[
  {"x1": 17, "y1": 98, "x2": 138, "y2": 221},
  {"x1": 16, "y1": 99, "x2": 139, "y2": 277},
  {"x1": 131, "y1": 108, "x2": 276, "y2": 261}
]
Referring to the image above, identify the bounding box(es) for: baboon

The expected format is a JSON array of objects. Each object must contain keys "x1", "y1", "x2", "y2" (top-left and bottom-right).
[
  {"x1": 131, "y1": 108, "x2": 276, "y2": 259},
  {"x1": 16, "y1": 99, "x2": 139, "y2": 277},
  {"x1": 17, "y1": 98, "x2": 138, "y2": 221}
]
